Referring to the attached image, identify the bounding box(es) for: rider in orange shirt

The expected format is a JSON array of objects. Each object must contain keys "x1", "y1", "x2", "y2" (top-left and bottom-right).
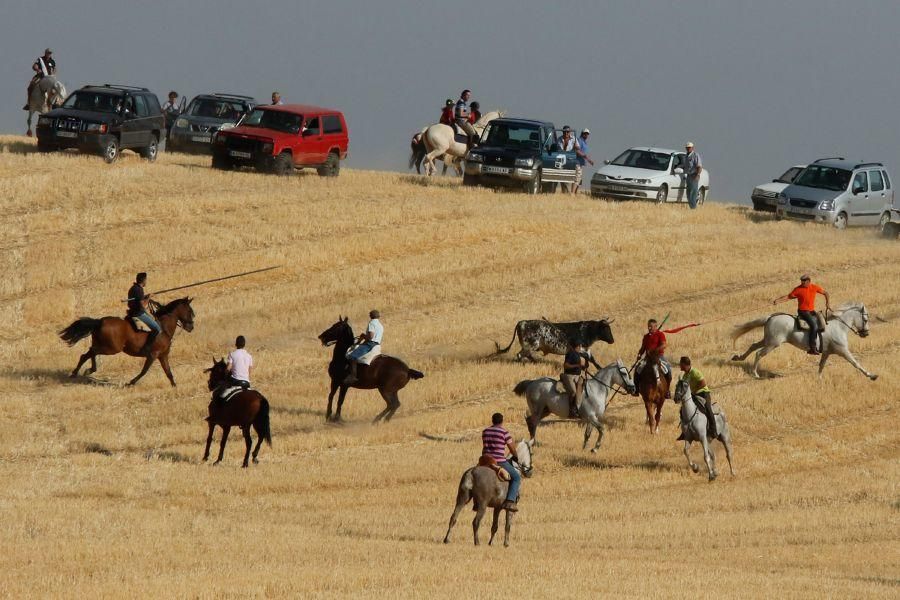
[{"x1": 773, "y1": 274, "x2": 831, "y2": 354}]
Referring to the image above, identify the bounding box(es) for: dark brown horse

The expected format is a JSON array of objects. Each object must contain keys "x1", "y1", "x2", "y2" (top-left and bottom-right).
[
  {"x1": 59, "y1": 297, "x2": 195, "y2": 386},
  {"x1": 203, "y1": 359, "x2": 271, "y2": 467},
  {"x1": 637, "y1": 349, "x2": 668, "y2": 434},
  {"x1": 317, "y1": 317, "x2": 425, "y2": 423}
]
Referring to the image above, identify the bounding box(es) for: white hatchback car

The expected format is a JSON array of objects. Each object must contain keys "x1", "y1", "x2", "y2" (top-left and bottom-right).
[
  {"x1": 590, "y1": 147, "x2": 710, "y2": 203},
  {"x1": 751, "y1": 164, "x2": 806, "y2": 212}
]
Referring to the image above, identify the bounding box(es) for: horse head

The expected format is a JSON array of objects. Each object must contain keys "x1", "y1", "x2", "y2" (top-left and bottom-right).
[
  {"x1": 174, "y1": 297, "x2": 195, "y2": 331},
  {"x1": 318, "y1": 316, "x2": 353, "y2": 347},
  {"x1": 204, "y1": 357, "x2": 229, "y2": 391},
  {"x1": 672, "y1": 379, "x2": 691, "y2": 405},
  {"x1": 841, "y1": 303, "x2": 870, "y2": 338},
  {"x1": 611, "y1": 358, "x2": 636, "y2": 395},
  {"x1": 515, "y1": 439, "x2": 534, "y2": 478}
]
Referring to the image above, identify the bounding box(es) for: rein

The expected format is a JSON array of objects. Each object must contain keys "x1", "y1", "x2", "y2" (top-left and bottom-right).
[{"x1": 828, "y1": 308, "x2": 865, "y2": 336}]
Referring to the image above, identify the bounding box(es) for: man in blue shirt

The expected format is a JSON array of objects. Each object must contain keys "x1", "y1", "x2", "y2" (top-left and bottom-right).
[
  {"x1": 573, "y1": 129, "x2": 595, "y2": 194},
  {"x1": 454, "y1": 89, "x2": 478, "y2": 149},
  {"x1": 684, "y1": 142, "x2": 703, "y2": 209},
  {"x1": 127, "y1": 272, "x2": 161, "y2": 356}
]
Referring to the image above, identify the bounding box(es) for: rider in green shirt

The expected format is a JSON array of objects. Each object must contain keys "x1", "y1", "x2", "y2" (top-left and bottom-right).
[{"x1": 678, "y1": 356, "x2": 716, "y2": 437}]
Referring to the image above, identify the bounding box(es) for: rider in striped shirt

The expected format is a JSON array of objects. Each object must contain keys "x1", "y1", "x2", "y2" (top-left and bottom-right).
[{"x1": 482, "y1": 412, "x2": 521, "y2": 511}]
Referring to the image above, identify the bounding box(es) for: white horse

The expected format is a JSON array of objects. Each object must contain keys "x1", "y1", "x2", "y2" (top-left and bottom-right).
[
  {"x1": 409, "y1": 131, "x2": 462, "y2": 175},
  {"x1": 515, "y1": 359, "x2": 636, "y2": 452},
  {"x1": 731, "y1": 302, "x2": 876, "y2": 380},
  {"x1": 443, "y1": 439, "x2": 534, "y2": 547},
  {"x1": 673, "y1": 379, "x2": 735, "y2": 481},
  {"x1": 26, "y1": 75, "x2": 67, "y2": 137},
  {"x1": 420, "y1": 110, "x2": 504, "y2": 177}
]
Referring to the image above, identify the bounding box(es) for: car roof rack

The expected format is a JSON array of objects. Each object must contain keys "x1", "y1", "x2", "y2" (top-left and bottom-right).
[
  {"x1": 854, "y1": 162, "x2": 883, "y2": 169},
  {"x1": 813, "y1": 157, "x2": 845, "y2": 163},
  {"x1": 90, "y1": 84, "x2": 150, "y2": 92},
  {"x1": 212, "y1": 93, "x2": 255, "y2": 100}
]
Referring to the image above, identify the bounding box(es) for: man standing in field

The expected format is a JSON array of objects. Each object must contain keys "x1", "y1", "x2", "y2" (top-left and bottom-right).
[
  {"x1": 126, "y1": 272, "x2": 161, "y2": 356},
  {"x1": 678, "y1": 356, "x2": 716, "y2": 437},
  {"x1": 574, "y1": 129, "x2": 595, "y2": 195},
  {"x1": 226, "y1": 335, "x2": 253, "y2": 389},
  {"x1": 636, "y1": 318, "x2": 671, "y2": 397},
  {"x1": 482, "y1": 412, "x2": 521, "y2": 512},
  {"x1": 684, "y1": 142, "x2": 703, "y2": 209},
  {"x1": 773, "y1": 274, "x2": 831, "y2": 355}
]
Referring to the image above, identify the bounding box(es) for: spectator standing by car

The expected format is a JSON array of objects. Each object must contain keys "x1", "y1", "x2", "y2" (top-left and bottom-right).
[
  {"x1": 271, "y1": 91, "x2": 283, "y2": 106},
  {"x1": 573, "y1": 128, "x2": 595, "y2": 195},
  {"x1": 558, "y1": 126, "x2": 576, "y2": 151},
  {"x1": 162, "y1": 91, "x2": 180, "y2": 137},
  {"x1": 684, "y1": 142, "x2": 704, "y2": 209}
]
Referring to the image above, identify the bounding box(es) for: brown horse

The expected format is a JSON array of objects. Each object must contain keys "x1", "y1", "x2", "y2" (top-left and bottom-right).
[
  {"x1": 637, "y1": 350, "x2": 669, "y2": 434},
  {"x1": 317, "y1": 317, "x2": 425, "y2": 423},
  {"x1": 59, "y1": 297, "x2": 195, "y2": 386},
  {"x1": 203, "y1": 359, "x2": 271, "y2": 467}
]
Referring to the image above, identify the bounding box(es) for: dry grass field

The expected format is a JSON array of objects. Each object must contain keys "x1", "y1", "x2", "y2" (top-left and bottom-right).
[{"x1": 1, "y1": 135, "x2": 898, "y2": 598}]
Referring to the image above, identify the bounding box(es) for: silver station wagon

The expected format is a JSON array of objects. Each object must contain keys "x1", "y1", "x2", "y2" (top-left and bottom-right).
[{"x1": 776, "y1": 158, "x2": 894, "y2": 228}]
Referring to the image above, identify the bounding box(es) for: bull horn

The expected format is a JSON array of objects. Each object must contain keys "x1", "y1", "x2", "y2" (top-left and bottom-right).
[{"x1": 606, "y1": 318, "x2": 615, "y2": 324}]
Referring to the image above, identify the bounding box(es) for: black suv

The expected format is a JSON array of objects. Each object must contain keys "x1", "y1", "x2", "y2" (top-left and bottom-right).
[
  {"x1": 36, "y1": 84, "x2": 164, "y2": 163},
  {"x1": 167, "y1": 93, "x2": 256, "y2": 154}
]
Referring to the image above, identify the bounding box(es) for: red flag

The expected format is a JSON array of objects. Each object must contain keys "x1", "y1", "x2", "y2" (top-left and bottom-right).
[{"x1": 662, "y1": 323, "x2": 700, "y2": 334}]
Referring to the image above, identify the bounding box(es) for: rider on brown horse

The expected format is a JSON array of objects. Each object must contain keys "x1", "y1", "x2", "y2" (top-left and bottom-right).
[
  {"x1": 127, "y1": 272, "x2": 161, "y2": 356},
  {"x1": 344, "y1": 309, "x2": 383, "y2": 385},
  {"x1": 636, "y1": 318, "x2": 671, "y2": 398}
]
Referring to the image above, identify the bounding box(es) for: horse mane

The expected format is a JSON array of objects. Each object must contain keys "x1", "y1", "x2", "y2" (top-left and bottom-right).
[
  {"x1": 153, "y1": 297, "x2": 191, "y2": 317},
  {"x1": 835, "y1": 301, "x2": 863, "y2": 313}
]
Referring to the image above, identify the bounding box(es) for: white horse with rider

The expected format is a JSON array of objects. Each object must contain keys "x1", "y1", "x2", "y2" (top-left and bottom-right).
[
  {"x1": 514, "y1": 359, "x2": 636, "y2": 452},
  {"x1": 417, "y1": 110, "x2": 504, "y2": 177},
  {"x1": 731, "y1": 302, "x2": 877, "y2": 380},
  {"x1": 673, "y1": 379, "x2": 735, "y2": 481},
  {"x1": 26, "y1": 74, "x2": 67, "y2": 137}
]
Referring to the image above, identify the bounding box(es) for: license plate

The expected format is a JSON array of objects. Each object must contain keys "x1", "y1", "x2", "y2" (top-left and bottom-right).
[
  {"x1": 608, "y1": 185, "x2": 629, "y2": 192},
  {"x1": 229, "y1": 150, "x2": 252, "y2": 159},
  {"x1": 192, "y1": 135, "x2": 211, "y2": 143},
  {"x1": 57, "y1": 131, "x2": 77, "y2": 138},
  {"x1": 483, "y1": 165, "x2": 509, "y2": 175}
]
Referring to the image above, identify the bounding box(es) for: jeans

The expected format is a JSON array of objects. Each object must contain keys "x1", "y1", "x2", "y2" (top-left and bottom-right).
[
  {"x1": 498, "y1": 460, "x2": 521, "y2": 501},
  {"x1": 348, "y1": 341, "x2": 378, "y2": 361},
  {"x1": 687, "y1": 176, "x2": 700, "y2": 209},
  {"x1": 135, "y1": 311, "x2": 161, "y2": 333},
  {"x1": 798, "y1": 310, "x2": 819, "y2": 351}
]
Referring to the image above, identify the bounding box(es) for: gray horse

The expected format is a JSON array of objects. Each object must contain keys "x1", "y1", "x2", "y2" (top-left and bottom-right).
[
  {"x1": 515, "y1": 359, "x2": 635, "y2": 452},
  {"x1": 673, "y1": 379, "x2": 735, "y2": 481},
  {"x1": 442, "y1": 439, "x2": 533, "y2": 547},
  {"x1": 731, "y1": 302, "x2": 876, "y2": 380},
  {"x1": 26, "y1": 75, "x2": 67, "y2": 137}
]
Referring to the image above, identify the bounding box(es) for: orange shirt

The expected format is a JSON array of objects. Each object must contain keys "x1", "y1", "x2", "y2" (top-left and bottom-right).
[{"x1": 788, "y1": 284, "x2": 823, "y2": 312}]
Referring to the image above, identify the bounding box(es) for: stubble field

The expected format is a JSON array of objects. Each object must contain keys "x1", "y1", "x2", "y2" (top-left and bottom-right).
[{"x1": 0, "y1": 135, "x2": 898, "y2": 598}]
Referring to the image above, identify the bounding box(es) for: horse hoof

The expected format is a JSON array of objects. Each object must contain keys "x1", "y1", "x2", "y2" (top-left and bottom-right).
[
  {"x1": 590, "y1": 448, "x2": 598, "y2": 454},
  {"x1": 242, "y1": 463, "x2": 248, "y2": 469},
  {"x1": 443, "y1": 538, "x2": 450, "y2": 544},
  {"x1": 870, "y1": 374, "x2": 878, "y2": 381},
  {"x1": 691, "y1": 465, "x2": 700, "y2": 473},
  {"x1": 708, "y1": 473, "x2": 718, "y2": 482},
  {"x1": 252, "y1": 457, "x2": 259, "y2": 464},
  {"x1": 730, "y1": 355, "x2": 741, "y2": 361}
]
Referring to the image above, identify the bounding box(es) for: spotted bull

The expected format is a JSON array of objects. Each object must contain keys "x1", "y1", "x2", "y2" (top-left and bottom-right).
[{"x1": 494, "y1": 318, "x2": 615, "y2": 362}]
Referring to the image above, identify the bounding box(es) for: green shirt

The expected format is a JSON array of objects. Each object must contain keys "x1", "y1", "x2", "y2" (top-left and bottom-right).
[{"x1": 681, "y1": 367, "x2": 710, "y2": 394}]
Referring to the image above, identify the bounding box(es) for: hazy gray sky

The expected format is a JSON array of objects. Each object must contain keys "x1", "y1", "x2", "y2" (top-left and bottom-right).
[{"x1": 5, "y1": 0, "x2": 900, "y2": 203}]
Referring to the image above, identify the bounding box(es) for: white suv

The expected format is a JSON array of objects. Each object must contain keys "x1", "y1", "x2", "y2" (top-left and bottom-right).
[
  {"x1": 751, "y1": 164, "x2": 805, "y2": 212},
  {"x1": 590, "y1": 147, "x2": 710, "y2": 203}
]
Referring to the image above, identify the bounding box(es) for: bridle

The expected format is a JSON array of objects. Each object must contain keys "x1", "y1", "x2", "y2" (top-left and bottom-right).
[
  {"x1": 588, "y1": 363, "x2": 635, "y2": 399},
  {"x1": 829, "y1": 306, "x2": 867, "y2": 337}
]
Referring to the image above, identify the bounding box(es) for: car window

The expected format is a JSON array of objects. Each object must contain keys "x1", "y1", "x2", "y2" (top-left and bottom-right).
[
  {"x1": 882, "y1": 170, "x2": 891, "y2": 189},
  {"x1": 611, "y1": 149, "x2": 671, "y2": 171},
  {"x1": 144, "y1": 94, "x2": 161, "y2": 114},
  {"x1": 793, "y1": 166, "x2": 852, "y2": 192},
  {"x1": 672, "y1": 153, "x2": 684, "y2": 170},
  {"x1": 481, "y1": 123, "x2": 541, "y2": 149},
  {"x1": 305, "y1": 117, "x2": 320, "y2": 135},
  {"x1": 779, "y1": 167, "x2": 803, "y2": 183},
  {"x1": 242, "y1": 108, "x2": 302, "y2": 134},
  {"x1": 133, "y1": 95, "x2": 149, "y2": 117},
  {"x1": 870, "y1": 170, "x2": 885, "y2": 192},
  {"x1": 323, "y1": 115, "x2": 342, "y2": 134},
  {"x1": 852, "y1": 171, "x2": 869, "y2": 192},
  {"x1": 64, "y1": 91, "x2": 120, "y2": 113},
  {"x1": 123, "y1": 96, "x2": 135, "y2": 114}
]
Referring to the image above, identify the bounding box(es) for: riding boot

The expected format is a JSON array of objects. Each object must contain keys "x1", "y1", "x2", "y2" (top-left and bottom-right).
[
  {"x1": 501, "y1": 499, "x2": 518, "y2": 512},
  {"x1": 140, "y1": 331, "x2": 159, "y2": 356},
  {"x1": 664, "y1": 371, "x2": 672, "y2": 399},
  {"x1": 701, "y1": 395, "x2": 718, "y2": 437},
  {"x1": 343, "y1": 361, "x2": 358, "y2": 386},
  {"x1": 568, "y1": 394, "x2": 579, "y2": 419}
]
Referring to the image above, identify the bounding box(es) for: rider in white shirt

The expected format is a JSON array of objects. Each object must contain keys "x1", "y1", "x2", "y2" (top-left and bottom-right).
[
  {"x1": 227, "y1": 335, "x2": 253, "y2": 388},
  {"x1": 344, "y1": 310, "x2": 383, "y2": 384}
]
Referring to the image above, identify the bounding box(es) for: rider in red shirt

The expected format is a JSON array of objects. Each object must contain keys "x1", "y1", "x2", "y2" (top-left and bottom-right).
[
  {"x1": 439, "y1": 99, "x2": 454, "y2": 126},
  {"x1": 468, "y1": 101, "x2": 481, "y2": 125},
  {"x1": 636, "y1": 318, "x2": 671, "y2": 396}
]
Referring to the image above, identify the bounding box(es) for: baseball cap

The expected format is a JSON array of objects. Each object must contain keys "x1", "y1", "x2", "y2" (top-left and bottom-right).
[
  {"x1": 562, "y1": 125, "x2": 572, "y2": 132},
  {"x1": 800, "y1": 273, "x2": 810, "y2": 281},
  {"x1": 685, "y1": 141, "x2": 694, "y2": 148},
  {"x1": 581, "y1": 128, "x2": 591, "y2": 135},
  {"x1": 45, "y1": 48, "x2": 53, "y2": 54}
]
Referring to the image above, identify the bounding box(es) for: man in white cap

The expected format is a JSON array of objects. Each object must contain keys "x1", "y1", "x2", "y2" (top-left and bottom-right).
[
  {"x1": 684, "y1": 142, "x2": 703, "y2": 208},
  {"x1": 574, "y1": 129, "x2": 595, "y2": 194}
]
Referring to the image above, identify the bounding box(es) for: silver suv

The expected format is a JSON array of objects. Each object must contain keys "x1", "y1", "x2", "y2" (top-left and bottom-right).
[{"x1": 776, "y1": 158, "x2": 893, "y2": 228}]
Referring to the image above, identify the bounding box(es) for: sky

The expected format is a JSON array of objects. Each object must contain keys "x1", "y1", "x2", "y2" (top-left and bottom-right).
[{"x1": 4, "y1": 0, "x2": 900, "y2": 203}]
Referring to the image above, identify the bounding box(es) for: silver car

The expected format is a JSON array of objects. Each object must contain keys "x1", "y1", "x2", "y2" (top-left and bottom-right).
[
  {"x1": 167, "y1": 93, "x2": 256, "y2": 154},
  {"x1": 776, "y1": 158, "x2": 894, "y2": 228}
]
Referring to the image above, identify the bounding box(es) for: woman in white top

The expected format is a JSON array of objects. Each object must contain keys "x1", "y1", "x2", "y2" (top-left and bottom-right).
[{"x1": 227, "y1": 335, "x2": 253, "y2": 388}]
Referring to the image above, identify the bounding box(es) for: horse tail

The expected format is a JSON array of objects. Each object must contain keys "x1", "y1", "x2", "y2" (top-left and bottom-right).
[
  {"x1": 731, "y1": 317, "x2": 770, "y2": 344},
  {"x1": 494, "y1": 322, "x2": 521, "y2": 355},
  {"x1": 256, "y1": 395, "x2": 272, "y2": 446},
  {"x1": 58, "y1": 318, "x2": 101, "y2": 346},
  {"x1": 407, "y1": 368, "x2": 425, "y2": 380},
  {"x1": 513, "y1": 379, "x2": 533, "y2": 396},
  {"x1": 457, "y1": 468, "x2": 474, "y2": 507},
  {"x1": 408, "y1": 134, "x2": 422, "y2": 170}
]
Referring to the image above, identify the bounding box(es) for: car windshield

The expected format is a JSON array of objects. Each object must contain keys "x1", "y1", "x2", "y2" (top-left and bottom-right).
[
  {"x1": 62, "y1": 91, "x2": 121, "y2": 113},
  {"x1": 792, "y1": 165, "x2": 851, "y2": 192},
  {"x1": 776, "y1": 167, "x2": 803, "y2": 184},
  {"x1": 241, "y1": 109, "x2": 302, "y2": 134},
  {"x1": 481, "y1": 123, "x2": 542, "y2": 149},
  {"x1": 610, "y1": 149, "x2": 671, "y2": 171},
  {"x1": 187, "y1": 98, "x2": 246, "y2": 120}
]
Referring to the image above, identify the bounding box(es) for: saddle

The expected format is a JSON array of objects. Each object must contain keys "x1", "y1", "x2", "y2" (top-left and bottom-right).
[
  {"x1": 478, "y1": 455, "x2": 511, "y2": 481},
  {"x1": 345, "y1": 343, "x2": 382, "y2": 365},
  {"x1": 215, "y1": 385, "x2": 250, "y2": 403},
  {"x1": 126, "y1": 315, "x2": 150, "y2": 332},
  {"x1": 794, "y1": 311, "x2": 827, "y2": 331}
]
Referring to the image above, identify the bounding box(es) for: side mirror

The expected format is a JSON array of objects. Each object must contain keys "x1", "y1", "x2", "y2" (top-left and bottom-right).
[
  {"x1": 673, "y1": 167, "x2": 684, "y2": 175},
  {"x1": 603, "y1": 159, "x2": 610, "y2": 165}
]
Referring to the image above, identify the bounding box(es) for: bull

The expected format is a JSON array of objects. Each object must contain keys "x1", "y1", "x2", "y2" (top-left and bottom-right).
[{"x1": 494, "y1": 318, "x2": 615, "y2": 362}]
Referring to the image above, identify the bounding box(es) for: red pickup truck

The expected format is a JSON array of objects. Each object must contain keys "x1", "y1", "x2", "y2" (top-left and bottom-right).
[{"x1": 212, "y1": 104, "x2": 348, "y2": 176}]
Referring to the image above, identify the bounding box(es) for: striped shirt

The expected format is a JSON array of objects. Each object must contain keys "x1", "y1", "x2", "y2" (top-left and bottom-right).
[{"x1": 482, "y1": 425, "x2": 511, "y2": 461}]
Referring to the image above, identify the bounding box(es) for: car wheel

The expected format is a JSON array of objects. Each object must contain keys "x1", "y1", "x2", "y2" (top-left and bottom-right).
[
  {"x1": 699, "y1": 187, "x2": 707, "y2": 205},
  {"x1": 752, "y1": 199, "x2": 764, "y2": 211},
  {"x1": 317, "y1": 152, "x2": 340, "y2": 177},
  {"x1": 884, "y1": 222, "x2": 900, "y2": 239},
  {"x1": 272, "y1": 152, "x2": 293, "y2": 176},
  {"x1": 462, "y1": 172, "x2": 477, "y2": 187},
  {"x1": 656, "y1": 185, "x2": 668, "y2": 204},
  {"x1": 102, "y1": 138, "x2": 120, "y2": 164},
  {"x1": 524, "y1": 170, "x2": 541, "y2": 195},
  {"x1": 141, "y1": 135, "x2": 159, "y2": 162},
  {"x1": 879, "y1": 213, "x2": 896, "y2": 238},
  {"x1": 834, "y1": 211, "x2": 848, "y2": 229},
  {"x1": 211, "y1": 154, "x2": 233, "y2": 171},
  {"x1": 36, "y1": 140, "x2": 54, "y2": 153}
]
